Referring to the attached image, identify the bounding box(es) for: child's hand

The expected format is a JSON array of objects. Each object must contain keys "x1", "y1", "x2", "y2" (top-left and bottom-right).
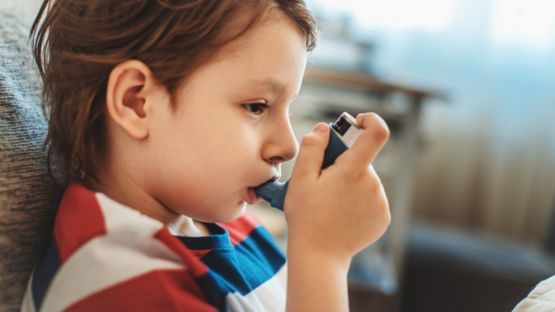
[{"x1": 285, "y1": 112, "x2": 391, "y2": 267}]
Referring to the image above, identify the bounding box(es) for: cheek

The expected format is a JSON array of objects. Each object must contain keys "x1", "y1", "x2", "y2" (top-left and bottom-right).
[
  {"x1": 207, "y1": 124, "x2": 260, "y2": 162},
  {"x1": 165, "y1": 135, "x2": 255, "y2": 191},
  {"x1": 150, "y1": 116, "x2": 260, "y2": 206}
]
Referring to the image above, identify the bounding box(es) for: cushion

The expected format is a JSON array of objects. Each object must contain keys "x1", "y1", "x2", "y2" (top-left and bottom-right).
[{"x1": 0, "y1": 12, "x2": 64, "y2": 311}]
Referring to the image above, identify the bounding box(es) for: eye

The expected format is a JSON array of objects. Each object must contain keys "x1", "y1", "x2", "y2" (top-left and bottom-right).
[{"x1": 243, "y1": 102, "x2": 269, "y2": 115}]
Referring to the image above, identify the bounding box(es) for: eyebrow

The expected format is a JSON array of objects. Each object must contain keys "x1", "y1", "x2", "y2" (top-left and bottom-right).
[{"x1": 250, "y1": 78, "x2": 298, "y2": 100}]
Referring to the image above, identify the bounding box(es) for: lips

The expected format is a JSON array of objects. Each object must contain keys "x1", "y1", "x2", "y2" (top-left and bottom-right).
[
  {"x1": 245, "y1": 176, "x2": 280, "y2": 205},
  {"x1": 241, "y1": 170, "x2": 281, "y2": 205},
  {"x1": 245, "y1": 187, "x2": 262, "y2": 205}
]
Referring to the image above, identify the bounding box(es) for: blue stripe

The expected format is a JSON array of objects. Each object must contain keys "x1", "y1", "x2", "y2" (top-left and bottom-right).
[
  {"x1": 31, "y1": 238, "x2": 61, "y2": 311},
  {"x1": 177, "y1": 223, "x2": 230, "y2": 250},
  {"x1": 196, "y1": 226, "x2": 286, "y2": 311}
]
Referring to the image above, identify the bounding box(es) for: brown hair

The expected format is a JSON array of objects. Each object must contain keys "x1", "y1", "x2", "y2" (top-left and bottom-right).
[{"x1": 31, "y1": 0, "x2": 317, "y2": 189}]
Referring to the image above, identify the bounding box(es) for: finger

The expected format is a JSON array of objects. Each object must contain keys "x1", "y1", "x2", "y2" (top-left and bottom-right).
[
  {"x1": 290, "y1": 122, "x2": 330, "y2": 183},
  {"x1": 340, "y1": 113, "x2": 389, "y2": 168}
]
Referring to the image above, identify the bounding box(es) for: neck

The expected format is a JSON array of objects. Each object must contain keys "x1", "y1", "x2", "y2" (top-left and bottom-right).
[
  {"x1": 94, "y1": 166, "x2": 180, "y2": 225},
  {"x1": 95, "y1": 170, "x2": 179, "y2": 225},
  {"x1": 92, "y1": 162, "x2": 211, "y2": 236}
]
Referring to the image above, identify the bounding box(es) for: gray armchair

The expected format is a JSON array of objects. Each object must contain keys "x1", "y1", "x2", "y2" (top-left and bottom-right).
[
  {"x1": 401, "y1": 222, "x2": 555, "y2": 311},
  {"x1": 0, "y1": 12, "x2": 64, "y2": 312}
]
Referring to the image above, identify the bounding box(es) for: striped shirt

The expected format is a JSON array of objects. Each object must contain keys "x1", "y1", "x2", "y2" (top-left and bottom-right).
[{"x1": 21, "y1": 183, "x2": 287, "y2": 311}]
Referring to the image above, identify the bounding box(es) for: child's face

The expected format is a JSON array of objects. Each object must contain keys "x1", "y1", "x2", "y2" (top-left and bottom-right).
[{"x1": 146, "y1": 11, "x2": 307, "y2": 222}]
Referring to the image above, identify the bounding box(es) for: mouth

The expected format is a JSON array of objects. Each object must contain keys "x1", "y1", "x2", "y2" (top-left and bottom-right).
[
  {"x1": 245, "y1": 175, "x2": 281, "y2": 205},
  {"x1": 245, "y1": 187, "x2": 262, "y2": 205}
]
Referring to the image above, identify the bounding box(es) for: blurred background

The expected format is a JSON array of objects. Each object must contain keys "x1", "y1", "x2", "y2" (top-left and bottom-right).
[
  {"x1": 4, "y1": 0, "x2": 555, "y2": 311},
  {"x1": 253, "y1": 0, "x2": 555, "y2": 311}
]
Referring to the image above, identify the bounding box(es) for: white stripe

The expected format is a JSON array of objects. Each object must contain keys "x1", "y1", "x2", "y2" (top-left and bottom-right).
[
  {"x1": 20, "y1": 275, "x2": 37, "y2": 312},
  {"x1": 225, "y1": 264, "x2": 287, "y2": 312},
  {"x1": 95, "y1": 193, "x2": 165, "y2": 235},
  {"x1": 39, "y1": 193, "x2": 184, "y2": 312}
]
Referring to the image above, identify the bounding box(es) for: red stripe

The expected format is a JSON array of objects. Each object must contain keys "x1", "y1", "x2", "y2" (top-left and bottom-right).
[
  {"x1": 54, "y1": 183, "x2": 106, "y2": 262},
  {"x1": 154, "y1": 228, "x2": 209, "y2": 277},
  {"x1": 65, "y1": 269, "x2": 216, "y2": 312},
  {"x1": 221, "y1": 212, "x2": 260, "y2": 245},
  {"x1": 189, "y1": 248, "x2": 212, "y2": 257}
]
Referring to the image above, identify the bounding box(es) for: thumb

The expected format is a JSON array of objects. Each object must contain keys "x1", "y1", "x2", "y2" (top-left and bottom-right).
[{"x1": 290, "y1": 122, "x2": 330, "y2": 183}]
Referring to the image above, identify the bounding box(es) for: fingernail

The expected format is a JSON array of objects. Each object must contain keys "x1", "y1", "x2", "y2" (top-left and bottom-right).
[{"x1": 314, "y1": 123, "x2": 328, "y2": 133}]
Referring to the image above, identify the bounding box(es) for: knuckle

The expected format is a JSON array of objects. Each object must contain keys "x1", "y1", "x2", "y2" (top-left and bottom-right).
[
  {"x1": 357, "y1": 112, "x2": 377, "y2": 121},
  {"x1": 369, "y1": 116, "x2": 390, "y2": 141},
  {"x1": 377, "y1": 124, "x2": 390, "y2": 141},
  {"x1": 359, "y1": 112, "x2": 390, "y2": 141}
]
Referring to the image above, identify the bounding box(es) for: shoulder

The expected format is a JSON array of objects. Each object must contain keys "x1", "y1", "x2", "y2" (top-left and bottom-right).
[
  {"x1": 30, "y1": 224, "x2": 208, "y2": 311},
  {"x1": 41, "y1": 269, "x2": 216, "y2": 312},
  {"x1": 53, "y1": 183, "x2": 179, "y2": 259},
  {"x1": 53, "y1": 183, "x2": 167, "y2": 261},
  {"x1": 35, "y1": 184, "x2": 216, "y2": 311}
]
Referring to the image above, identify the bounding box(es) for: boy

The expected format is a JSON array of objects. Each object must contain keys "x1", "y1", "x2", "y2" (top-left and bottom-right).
[{"x1": 22, "y1": 0, "x2": 390, "y2": 311}]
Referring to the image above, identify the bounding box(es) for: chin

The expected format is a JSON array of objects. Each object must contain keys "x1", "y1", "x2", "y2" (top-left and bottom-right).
[
  {"x1": 198, "y1": 202, "x2": 247, "y2": 223},
  {"x1": 221, "y1": 202, "x2": 248, "y2": 222},
  {"x1": 225, "y1": 202, "x2": 247, "y2": 221}
]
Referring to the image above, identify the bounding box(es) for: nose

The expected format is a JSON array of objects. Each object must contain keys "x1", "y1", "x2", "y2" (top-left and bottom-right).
[{"x1": 263, "y1": 117, "x2": 298, "y2": 165}]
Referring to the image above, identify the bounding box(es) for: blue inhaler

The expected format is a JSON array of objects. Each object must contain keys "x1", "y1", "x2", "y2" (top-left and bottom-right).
[{"x1": 255, "y1": 112, "x2": 362, "y2": 210}]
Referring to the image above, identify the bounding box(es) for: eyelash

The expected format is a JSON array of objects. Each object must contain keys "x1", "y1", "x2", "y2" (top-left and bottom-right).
[{"x1": 243, "y1": 102, "x2": 269, "y2": 115}]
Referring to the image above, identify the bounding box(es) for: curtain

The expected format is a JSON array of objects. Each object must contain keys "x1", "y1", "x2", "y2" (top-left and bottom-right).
[{"x1": 307, "y1": 0, "x2": 555, "y2": 244}]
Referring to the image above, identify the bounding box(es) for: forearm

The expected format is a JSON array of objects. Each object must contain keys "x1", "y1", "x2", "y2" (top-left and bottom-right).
[{"x1": 286, "y1": 242, "x2": 351, "y2": 312}]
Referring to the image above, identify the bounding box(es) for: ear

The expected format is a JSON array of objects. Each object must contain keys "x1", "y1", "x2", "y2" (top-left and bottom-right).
[{"x1": 106, "y1": 60, "x2": 159, "y2": 139}]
